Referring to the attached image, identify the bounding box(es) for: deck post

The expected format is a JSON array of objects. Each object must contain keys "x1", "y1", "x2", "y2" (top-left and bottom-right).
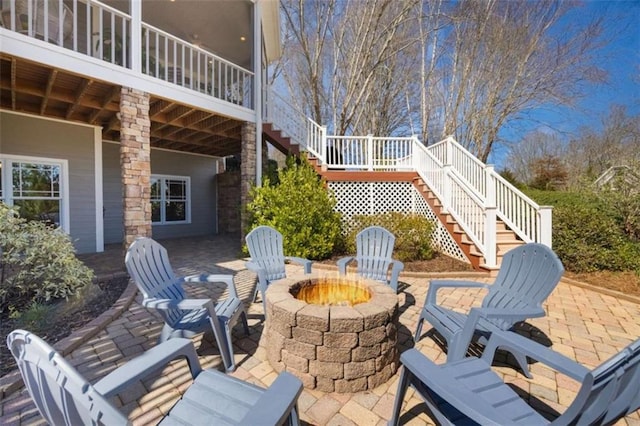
[
  {"x1": 484, "y1": 165, "x2": 497, "y2": 267},
  {"x1": 539, "y1": 206, "x2": 553, "y2": 248},
  {"x1": 130, "y1": 0, "x2": 141, "y2": 72},
  {"x1": 367, "y1": 134, "x2": 374, "y2": 171}
]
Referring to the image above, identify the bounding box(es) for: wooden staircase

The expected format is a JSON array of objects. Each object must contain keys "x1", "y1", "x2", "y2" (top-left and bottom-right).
[
  {"x1": 262, "y1": 124, "x2": 524, "y2": 272},
  {"x1": 411, "y1": 176, "x2": 524, "y2": 272},
  {"x1": 262, "y1": 123, "x2": 300, "y2": 156}
]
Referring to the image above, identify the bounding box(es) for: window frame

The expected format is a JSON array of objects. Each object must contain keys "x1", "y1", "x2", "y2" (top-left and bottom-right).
[
  {"x1": 150, "y1": 174, "x2": 191, "y2": 225},
  {"x1": 0, "y1": 154, "x2": 70, "y2": 233}
]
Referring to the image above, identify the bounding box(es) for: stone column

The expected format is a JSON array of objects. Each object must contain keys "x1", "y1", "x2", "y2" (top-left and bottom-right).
[
  {"x1": 241, "y1": 122, "x2": 257, "y2": 239},
  {"x1": 120, "y1": 87, "x2": 151, "y2": 251}
]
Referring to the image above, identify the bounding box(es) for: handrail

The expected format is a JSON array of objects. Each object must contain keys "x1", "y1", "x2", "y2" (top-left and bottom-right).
[
  {"x1": 2, "y1": 0, "x2": 253, "y2": 108},
  {"x1": 141, "y1": 22, "x2": 253, "y2": 107}
]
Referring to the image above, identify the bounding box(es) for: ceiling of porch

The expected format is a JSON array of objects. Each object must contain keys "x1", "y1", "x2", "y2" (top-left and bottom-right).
[{"x1": 0, "y1": 55, "x2": 244, "y2": 157}]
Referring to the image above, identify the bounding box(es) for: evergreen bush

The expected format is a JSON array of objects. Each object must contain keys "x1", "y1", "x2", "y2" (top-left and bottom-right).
[
  {"x1": 526, "y1": 189, "x2": 640, "y2": 273},
  {"x1": 0, "y1": 203, "x2": 94, "y2": 313},
  {"x1": 345, "y1": 212, "x2": 436, "y2": 262},
  {"x1": 246, "y1": 156, "x2": 344, "y2": 260}
]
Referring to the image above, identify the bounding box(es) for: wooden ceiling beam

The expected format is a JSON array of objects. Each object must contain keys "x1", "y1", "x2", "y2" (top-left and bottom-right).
[
  {"x1": 40, "y1": 69, "x2": 58, "y2": 115},
  {"x1": 89, "y1": 85, "x2": 120, "y2": 124},
  {"x1": 65, "y1": 78, "x2": 93, "y2": 119},
  {"x1": 11, "y1": 57, "x2": 17, "y2": 109}
]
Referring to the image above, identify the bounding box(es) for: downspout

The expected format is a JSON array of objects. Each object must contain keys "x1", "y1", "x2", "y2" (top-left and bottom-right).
[{"x1": 253, "y1": 0, "x2": 262, "y2": 187}]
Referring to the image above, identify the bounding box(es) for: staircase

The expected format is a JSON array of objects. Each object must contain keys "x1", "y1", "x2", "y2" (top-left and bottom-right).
[{"x1": 262, "y1": 89, "x2": 552, "y2": 271}]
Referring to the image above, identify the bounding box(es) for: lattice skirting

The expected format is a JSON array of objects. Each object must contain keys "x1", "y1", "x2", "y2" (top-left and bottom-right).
[{"x1": 328, "y1": 181, "x2": 469, "y2": 263}]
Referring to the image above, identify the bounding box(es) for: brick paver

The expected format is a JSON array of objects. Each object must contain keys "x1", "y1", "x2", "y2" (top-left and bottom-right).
[{"x1": 1, "y1": 234, "x2": 639, "y2": 425}]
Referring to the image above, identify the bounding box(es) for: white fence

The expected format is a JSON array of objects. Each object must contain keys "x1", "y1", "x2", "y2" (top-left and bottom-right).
[{"x1": 264, "y1": 88, "x2": 553, "y2": 267}]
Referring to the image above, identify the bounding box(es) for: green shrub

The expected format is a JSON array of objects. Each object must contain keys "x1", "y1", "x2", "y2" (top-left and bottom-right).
[
  {"x1": 0, "y1": 203, "x2": 95, "y2": 313},
  {"x1": 526, "y1": 189, "x2": 640, "y2": 273},
  {"x1": 345, "y1": 212, "x2": 436, "y2": 262},
  {"x1": 246, "y1": 156, "x2": 344, "y2": 260}
]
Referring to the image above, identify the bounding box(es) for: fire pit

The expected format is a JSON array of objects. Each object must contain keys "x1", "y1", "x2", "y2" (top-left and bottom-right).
[{"x1": 264, "y1": 274, "x2": 399, "y2": 393}]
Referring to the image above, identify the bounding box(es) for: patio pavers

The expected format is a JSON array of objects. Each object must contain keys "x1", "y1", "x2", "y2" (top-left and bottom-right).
[{"x1": 1, "y1": 234, "x2": 639, "y2": 425}]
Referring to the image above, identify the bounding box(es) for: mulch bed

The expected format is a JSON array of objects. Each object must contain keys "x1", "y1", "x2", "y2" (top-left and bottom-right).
[{"x1": 0, "y1": 276, "x2": 130, "y2": 377}]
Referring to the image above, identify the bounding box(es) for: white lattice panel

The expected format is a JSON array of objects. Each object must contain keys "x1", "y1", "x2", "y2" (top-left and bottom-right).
[{"x1": 328, "y1": 181, "x2": 469, "y2": 263}]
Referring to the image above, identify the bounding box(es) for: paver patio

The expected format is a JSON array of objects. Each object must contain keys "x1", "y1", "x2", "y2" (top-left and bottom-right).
[{"x1": 1, "y1": 234, "x2": 639, "y2": 425}]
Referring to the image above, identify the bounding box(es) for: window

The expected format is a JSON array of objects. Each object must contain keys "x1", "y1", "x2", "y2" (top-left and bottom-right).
[
  {"x1": 151, "y1": 175, "x2": 190, "y2": 224},
  {"x1": 0, "y1": 155, "x2": 68, "y2": 231}
]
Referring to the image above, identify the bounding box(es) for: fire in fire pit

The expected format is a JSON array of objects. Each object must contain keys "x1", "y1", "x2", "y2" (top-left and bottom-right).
[
  {"x1": 264, "y1": 273, "x2": 399, "y2": 393},
  {"x1": 291, "y1": 278, "x2": 371, "y2": 306}
]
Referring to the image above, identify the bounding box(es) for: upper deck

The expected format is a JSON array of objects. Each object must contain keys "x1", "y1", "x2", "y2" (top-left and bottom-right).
[{"x1": 0, "y1": 0, "x2": 277, "y2": 157}]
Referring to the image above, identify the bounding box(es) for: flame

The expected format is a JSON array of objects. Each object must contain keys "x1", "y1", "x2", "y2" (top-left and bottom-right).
[{"x1": 293, "y1": 277, "x2": 371, "y2": 306}]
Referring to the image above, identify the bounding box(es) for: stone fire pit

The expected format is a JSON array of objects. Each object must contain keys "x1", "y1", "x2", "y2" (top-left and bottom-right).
[{"x1": 264, "y1": 273, "x2": 399, "y2": 393}]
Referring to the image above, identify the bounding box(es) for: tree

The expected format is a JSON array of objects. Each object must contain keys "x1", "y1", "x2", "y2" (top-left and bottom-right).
[
  {"x1": 506, "y1": 130, "x2": 565, "y2": 185},
  {"x1": 529, "y1": 155, "x2": 568, "y2": 190},
  {"x1": 279, "y1": 0, "x2": 419, "y2": 136},
  {"x1": 277, "y1": 0, "x2": 613, "y2": 162},
  {"x1": 420, "y1": 0, "x2": 609, "y2": 160},
  {"x1": 564, "y1": 105, "x2": 640, "y2": 187}
]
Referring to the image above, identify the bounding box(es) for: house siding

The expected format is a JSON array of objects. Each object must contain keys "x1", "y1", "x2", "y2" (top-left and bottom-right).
[
  {"x1": 151, "y1": 149, "x2": 219, "y2": 239},
  {"x1": 0, "y1": 112, "x2": 97, "y2": 253},
  {"x1": 103, "y1": 142, "x2": 124, "y2": 244},
  {"x1": 102, "y1": 144, "x2": 219, "y2": 244}
]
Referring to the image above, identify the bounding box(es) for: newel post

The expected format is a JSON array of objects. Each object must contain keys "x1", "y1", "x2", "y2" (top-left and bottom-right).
[
  {"x1": 483, "y1": 165, "x2": 497, "y2": 268},
  {"x1": 539, "y1": 206, "x2": 553, "y2": 248}
]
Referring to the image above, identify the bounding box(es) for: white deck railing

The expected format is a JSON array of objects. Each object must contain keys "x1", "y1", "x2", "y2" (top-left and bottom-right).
[
  {"x1": 265, "y1": 88, "x2": 553, "y2": 267},
  {"x1": 2, "y1": 0, "x2": 253, "y2": 108}
]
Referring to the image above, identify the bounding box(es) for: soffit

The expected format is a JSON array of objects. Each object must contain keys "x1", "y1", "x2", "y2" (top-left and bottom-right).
[{"x1": 0, "y1": 55, "x2": 243, "y2": 157}]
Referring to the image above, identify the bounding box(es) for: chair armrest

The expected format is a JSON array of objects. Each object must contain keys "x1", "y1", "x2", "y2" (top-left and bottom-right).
[
  {"x1": 143, "y1": 297, "x2": 214, "y2": 311},
  {"x1": 482, "y1": 331, "x2": 590, "y2": 381},
  {"x1": 337, "y1": 256, "x2": 355, "y2": 275},
  {"x1": 182, "y1": 273, "x2": 239, "y2": 299},
  {"x1": 246, "y1": 261, "x2": 269, "y2": 287},
  {"x1": 285, "y1": 256, "x2": 312, "y2": 274},
  {"x1": 389, "y1": 260, "x2": 404, "y2": 292},
  {"x1": 239, "y1": 372, "x2": 303, "y2": 426},
  {"x1": 400, "y1": 349, "x2": 513, "y2": 425},
  {"x1": 449, "y1": 306, "x2": 546, "y2": 360},
  {"x1": 426, "y1": 280, "x2": 489, "y2": 305},
  {"x1": 94, "y1": 338, "x2": 203, "y2": 398}
]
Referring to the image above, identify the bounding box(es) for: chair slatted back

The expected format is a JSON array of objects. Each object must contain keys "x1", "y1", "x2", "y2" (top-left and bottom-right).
[
  {"x1": 355, "y1": 226, "x2": 395, "y2": 282},
  {"x1": 7, "y1": 330, "x2": 127, "y2": 426},
  {"x1": 245, "y1": 226, "x2": 287, "y2": 282},
  {"x1": 558, "y1": 338, "x2": 640, "y2": 425},
  {"x1": 482, "y1": 243, "x2": 564, "y2": 329},
  {"x1": 125, "y1": 237, "x2": 186, "y2": 327}
]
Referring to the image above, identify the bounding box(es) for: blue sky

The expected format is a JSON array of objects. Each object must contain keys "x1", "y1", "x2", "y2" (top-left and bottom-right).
[{"x1": 489, "y1": 0, "x2": 640, "y2": 167}]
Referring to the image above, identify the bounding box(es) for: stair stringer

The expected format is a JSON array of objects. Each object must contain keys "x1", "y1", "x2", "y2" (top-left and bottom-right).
[
  {"x1": 262, "y1": 122, "x2": 300, "y2": 156},
  {"x1": 411, "y1": 176, "x2": 525, "y2": 272}
]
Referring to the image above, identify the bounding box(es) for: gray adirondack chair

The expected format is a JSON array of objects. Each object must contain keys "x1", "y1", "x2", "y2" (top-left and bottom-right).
[
  {"x1": 125, "y1": 237, "x2": 249, "y2": 372},
  {"x1": 338, "y1": 226, "x2": 404, "y2": 292},
  {"x1": 7, "y1": 329, "x2": 304, "y2": 426},
  {"x1": 245, "y1": 225, "x2": 312, "y2": 316},
  {"x1": 390, "y1": 331, "x2": 640, "y2": 425},
  {"x1": 414, "y1": 243, "x2": 564, "y2": 376}
]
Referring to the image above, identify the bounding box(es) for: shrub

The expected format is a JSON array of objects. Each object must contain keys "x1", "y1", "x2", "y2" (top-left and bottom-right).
[
  {"x1": 526, "y1": 189, "x2": 640, "y2": 273},
  {"x1": 0, "y1": 203, "x2": 95, "y2": 313},
  {"x1": 246, "y1": 156, "x2": 344, "y2": 260},
  {"x1": 345, "y1": 212, "x2": 436, "y2": 262}
]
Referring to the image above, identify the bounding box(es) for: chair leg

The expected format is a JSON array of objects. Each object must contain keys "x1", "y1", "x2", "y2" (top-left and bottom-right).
[
  {"x1": 414, "y1": 316, "x2": 425, "y2": 343},
  {"x1": 389, "y1": 364, "x2": 412, "y2": 426},
  {"x1": 223, "y1": 322, "x2": 236, "y2": 372},
  {"x1": 241, "y1": 310, "x2": 250, "y2": 335}
]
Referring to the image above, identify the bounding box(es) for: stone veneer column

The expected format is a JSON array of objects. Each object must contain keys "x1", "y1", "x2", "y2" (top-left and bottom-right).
[
  {"x1": 120, "y1": 87, "x2": 151, "y2": 251},
  {"x1": 240, "y1": 122, "x2": 256, "y2": 239}
]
